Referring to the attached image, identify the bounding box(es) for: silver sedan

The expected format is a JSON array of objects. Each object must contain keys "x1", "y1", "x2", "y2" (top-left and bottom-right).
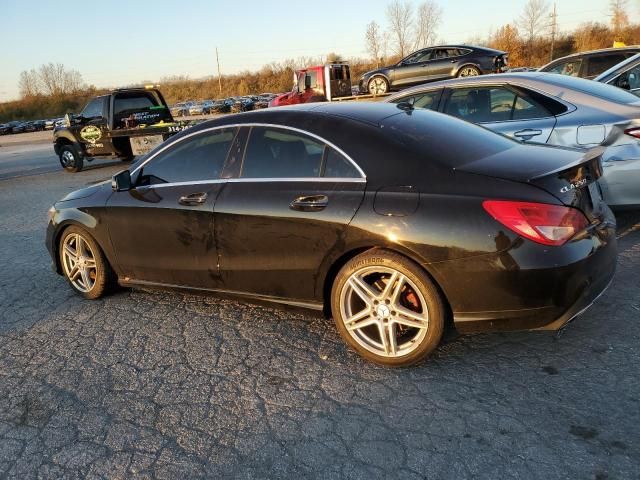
[{"x1": 385, "y1": 72, "x2": 640, "y2": 207}]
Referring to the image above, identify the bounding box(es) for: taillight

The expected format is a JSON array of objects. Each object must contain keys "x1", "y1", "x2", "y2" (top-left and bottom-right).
[
  {"x1": 482, "y1": 200, "x2": 589, "y2": 246},
  {"x1": 624, "y1": 127, "x2": 640, "y2": 139}
]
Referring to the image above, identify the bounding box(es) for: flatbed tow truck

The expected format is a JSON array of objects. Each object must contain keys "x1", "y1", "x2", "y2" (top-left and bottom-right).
[
  {"x1": 53, "y1": 86, "x2": 195, "y2": 172},
  {"x1": 269, "y1": 64, "x2": 390, "y2": 107}
]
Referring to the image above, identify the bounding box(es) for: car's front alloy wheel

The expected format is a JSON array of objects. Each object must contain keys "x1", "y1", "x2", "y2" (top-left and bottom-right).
[
  {"x1": 367, "y1": 76, "x2": 389, "y2": 95},
  {"x1": 59, "y1": 227, "x2": 113, "y2": 299},
  {"x1": 332, "y1": 250, "x2": 445, "y2": 367}
]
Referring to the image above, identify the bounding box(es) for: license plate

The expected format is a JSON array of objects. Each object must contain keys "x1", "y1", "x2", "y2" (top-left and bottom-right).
[
  {"x1": 588, "y1": 181, "x2": 602, "y2": 207},
  {"x1": 130, "y1": 135, "x2": 163, "y2": 156}
]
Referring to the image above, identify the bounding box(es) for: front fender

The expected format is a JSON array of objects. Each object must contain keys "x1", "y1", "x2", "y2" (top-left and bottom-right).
[{"x1": 53, "y1": 130, "x2": 85, "y2": 156}]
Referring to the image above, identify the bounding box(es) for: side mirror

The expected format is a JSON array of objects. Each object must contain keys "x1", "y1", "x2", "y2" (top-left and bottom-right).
[{"x1": 112, "y1": 169, "x2": 132, "y2": 192}]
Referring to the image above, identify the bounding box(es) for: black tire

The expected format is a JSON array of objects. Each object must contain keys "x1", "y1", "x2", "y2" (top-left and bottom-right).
[
  {"x1": 58, "y1": 144, "x2": 84, "y2": 172},
  {"x1": 331, "y1": 249, "x2": 445, "y2": 367},
  {"x1": 367, "y1": 76, "x2": 389, "y2": 95},
  {"x1": 457, "y1": 65, "x2": 481, "y2": 77},
  {"x1": 58, "y1": 226, "x2": 115, "y2": 300}
]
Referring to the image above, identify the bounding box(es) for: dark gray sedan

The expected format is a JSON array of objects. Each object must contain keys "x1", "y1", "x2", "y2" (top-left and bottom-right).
[
  {"x1": 358, "y1": 45, "x2": 507, "y2": 95},
  {"x1": 385, "y1": 73, "x2": 640, "y2": 207}
]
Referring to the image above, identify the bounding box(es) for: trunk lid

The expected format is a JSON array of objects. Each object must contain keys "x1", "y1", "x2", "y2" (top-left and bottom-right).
[{"x1": 457, "y1": 143, "x2": 605, "y2": 221}]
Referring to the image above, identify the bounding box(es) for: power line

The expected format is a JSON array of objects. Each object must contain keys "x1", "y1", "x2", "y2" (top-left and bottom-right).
[{"x1": 550, "y1": 2, "x2": 558, "y2": 61}]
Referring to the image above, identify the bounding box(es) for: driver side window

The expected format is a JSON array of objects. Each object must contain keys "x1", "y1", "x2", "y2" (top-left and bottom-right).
[
  {"x1": 616, "y1": 65, "x2": 640, "y2": 92},
  {"x1": 139, "y1": 128, "x2": 236, "y2": 185},
  {"x1": 404, "y1": 49, "x2": 431, "y2": 64},
  {"x1": 81, "y1": 98, "x2": 104, "y2": 119}
]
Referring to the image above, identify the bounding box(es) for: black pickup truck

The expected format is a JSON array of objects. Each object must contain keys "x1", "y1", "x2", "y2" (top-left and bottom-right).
[{"x1": 53, "y1": 87, "x2": 191, "y2": 172}]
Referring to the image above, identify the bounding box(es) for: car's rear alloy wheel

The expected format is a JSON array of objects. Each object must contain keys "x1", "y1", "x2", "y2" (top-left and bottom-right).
[
  {"x1": 59, "y1": 227, "x2": 113, "y2": 299},
  {"x1": 332, "y1": 250, "x2": 444, "y2": 367},
  {"x1": 368, "y1": 76, "x2": 389, "y2": 95},
  {"x1": 458, "y1": 66, "x2": 481, "y2": 77}
]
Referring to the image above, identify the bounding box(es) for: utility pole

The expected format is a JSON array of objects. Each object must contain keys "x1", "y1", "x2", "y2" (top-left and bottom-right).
[
  {"x1": 216, "y1": 47, "x2": 222, "y2": 95},
  {"x1": 549, "y1": 2, "x2": 557, "y2": 62}
]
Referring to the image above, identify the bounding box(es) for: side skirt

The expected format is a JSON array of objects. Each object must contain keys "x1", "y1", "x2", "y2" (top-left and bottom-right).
[{"x1": 118, "y1": 278, "x2": 324, "y2": 312}]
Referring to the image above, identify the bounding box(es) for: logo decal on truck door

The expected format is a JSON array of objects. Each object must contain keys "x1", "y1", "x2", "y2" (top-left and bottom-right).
[{"x1": 80, "y1": 125, "x2": 102, "y2": 144}]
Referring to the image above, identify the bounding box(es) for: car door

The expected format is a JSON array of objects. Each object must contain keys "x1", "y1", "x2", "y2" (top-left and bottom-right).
[
  {"x1": 214, "y1": 125, "x2": 366, "y2": 302},
  {"x1": 394, "y1": 49, "x2": 432, "y2": 87},
  {"x1": 105, "y1": 127, "x2": 238, "y2": 287},
  {"x1": 441, "y1": 85, "x2": 556, "y2": 144},
  {"x1": 76, "y1": 96, "x2": 115, "y2": 157},
  {"x1": 424, "y1": 48, "x2": 456, "y2": 80}
]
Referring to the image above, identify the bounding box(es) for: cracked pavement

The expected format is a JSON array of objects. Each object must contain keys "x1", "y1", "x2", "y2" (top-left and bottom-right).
[{"x1": 0, "y1": 152, "x2": 639, "y2": 479}]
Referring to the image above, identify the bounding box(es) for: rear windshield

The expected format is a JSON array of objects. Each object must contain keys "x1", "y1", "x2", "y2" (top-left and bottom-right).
[
  {"x1": 542, "y1": 73, "x2": 640, "y2": 104},
  {"x1": 382, "y1": 108, "x2": 517, "y2": 168},
  {"x1": 114, "y1": 91, "x2": 162, "y2": 115}
]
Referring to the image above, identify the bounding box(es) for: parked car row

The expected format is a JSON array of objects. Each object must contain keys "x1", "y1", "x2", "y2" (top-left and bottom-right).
[
  {"x1": 0, "y1": 118, "x2": 61, "y2": 135},
  {"x1": 171, "y1": 94, "x2": 279, "y2": 117}
]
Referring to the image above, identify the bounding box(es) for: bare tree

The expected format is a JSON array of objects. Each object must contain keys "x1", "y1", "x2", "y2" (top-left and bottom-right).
[
  {"x1": 610, "y1": 0, "x2": 630, "y2": 37},
  {"x1": 386, "y1": 0, "x2": 413, "y2": 57},
  {"x1": 18, "y1": 69, "x2": 41, "y2": 98},
  {"x1": 37, "y1": 63, "x2": 84, "y2": 97},
  {"x1": 326, "y1": 52, "x2": 344, "y2": 63},
  {"x1": 517, "y1": 0, "x2": 549, "y2": 63},
  {"x1": 365, "y1": 21, "x2": 384, "y2": 67},
  {"x1": 413, "y1": 1, "x2": 442, "y2": 50}
]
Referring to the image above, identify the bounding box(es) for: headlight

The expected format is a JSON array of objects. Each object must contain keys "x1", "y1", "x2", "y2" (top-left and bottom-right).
[{"x1": 48, "y1": 205, "x2": 56, "y2": 222}]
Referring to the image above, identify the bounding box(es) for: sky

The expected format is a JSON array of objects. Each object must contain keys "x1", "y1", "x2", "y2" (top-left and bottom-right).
[{"x1": 1, "y1": 0, "x2": 637, "y2": 102}]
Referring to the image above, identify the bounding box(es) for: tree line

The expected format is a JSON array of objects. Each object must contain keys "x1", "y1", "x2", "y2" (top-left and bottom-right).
[{"x1": 1, "y1": 0, "x2": 639, "y2": 123}]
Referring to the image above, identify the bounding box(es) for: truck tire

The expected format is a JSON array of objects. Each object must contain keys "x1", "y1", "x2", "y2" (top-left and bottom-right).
[{"x1": 59, "y1": 145, "x2": 84, "y2": 173}]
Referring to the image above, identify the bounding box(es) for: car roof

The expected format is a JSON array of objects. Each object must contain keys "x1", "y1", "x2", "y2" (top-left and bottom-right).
[
  {"x1": 385, "y1": 72, "x2": 547, "y2": 97},
  {"x1": 557, "y1": 46, "x2": 640, "y2": 57},
  {"x1": 539, "y1": 46, "x2": 640, "y2": 68}
]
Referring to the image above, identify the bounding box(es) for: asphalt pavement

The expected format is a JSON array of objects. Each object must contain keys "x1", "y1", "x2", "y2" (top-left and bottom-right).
[{"x1": 0, "y1": 142, "x2": 639, "y2": 479}]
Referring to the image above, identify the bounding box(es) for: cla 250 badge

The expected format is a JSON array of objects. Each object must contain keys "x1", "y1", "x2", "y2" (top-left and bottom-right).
[
  {"x1": 560, "y1": 178, "x2": 588, "y2": 193},
  {"x1": 80, "y1": 125, "x2": 102, "y2": 144}
]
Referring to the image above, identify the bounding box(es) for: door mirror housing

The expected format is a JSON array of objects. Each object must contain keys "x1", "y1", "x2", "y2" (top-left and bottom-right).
[{"x1": 112, "y1": 169, "x2": 132, "y2": 192}]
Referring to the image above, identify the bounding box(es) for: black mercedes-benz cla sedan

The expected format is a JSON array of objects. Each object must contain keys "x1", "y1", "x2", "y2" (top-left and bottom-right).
[
  {"x1": 46, "y1": 103, "x2": 616, "y2": 367},
  {"x1": 358, "y1": 45, "x2": 508, "y2": 95}
]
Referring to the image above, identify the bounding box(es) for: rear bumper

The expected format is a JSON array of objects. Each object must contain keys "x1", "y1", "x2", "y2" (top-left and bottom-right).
[{"x1": 432, "y1": 221, "x2": 618, "y2": 333}]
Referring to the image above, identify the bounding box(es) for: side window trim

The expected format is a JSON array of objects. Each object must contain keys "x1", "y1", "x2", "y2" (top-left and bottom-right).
[{"x1": 131, "y1": 123, "x2": 366, "y2": 181}]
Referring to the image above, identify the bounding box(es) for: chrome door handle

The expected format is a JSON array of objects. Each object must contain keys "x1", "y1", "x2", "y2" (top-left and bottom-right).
[
  {"x1": 514, "y1": 129, "x2": 543, "y2": 139},
  {"x1": 179, "y1": 192, "x2": 208, "y2": 206},
  {"x1": 290, "y1": 195, "x2": 328, "y2": 212}
]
